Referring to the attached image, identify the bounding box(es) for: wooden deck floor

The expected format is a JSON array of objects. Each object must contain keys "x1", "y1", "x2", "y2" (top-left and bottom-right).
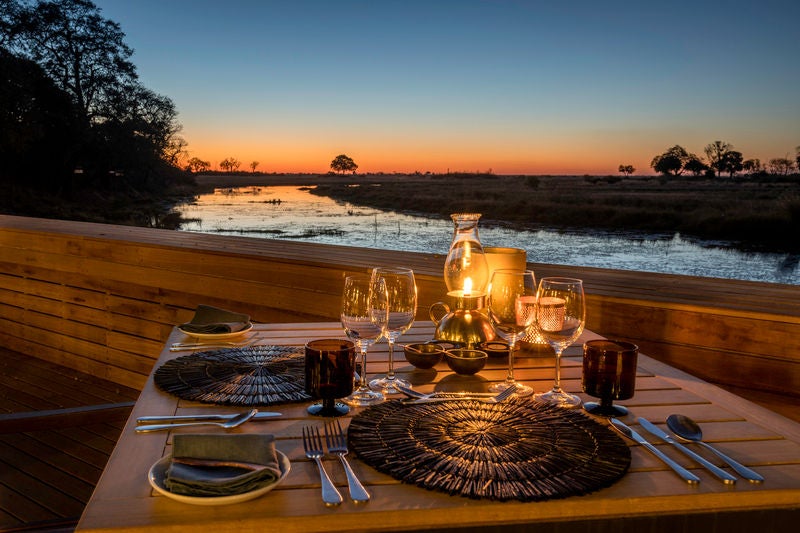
[{"x1": 0, "y1": 349, "x2": 139, "y2": 532}]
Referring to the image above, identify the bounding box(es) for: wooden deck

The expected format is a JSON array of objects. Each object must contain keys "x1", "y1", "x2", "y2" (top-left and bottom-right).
[
  {"x1": 0, "y1": 348, "x2": 139, "y2": 532},
  {"x1": 1, "y1": 214, "x2": 799, "y2": 529}
]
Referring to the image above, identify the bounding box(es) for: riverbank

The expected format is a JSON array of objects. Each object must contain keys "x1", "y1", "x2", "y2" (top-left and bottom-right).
[{"x1": 192, "y1": 173, "x2": 800, "y2": 252}]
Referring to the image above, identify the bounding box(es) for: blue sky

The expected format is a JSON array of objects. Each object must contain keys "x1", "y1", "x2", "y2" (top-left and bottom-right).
[{"x1": 92, "y1": 0, "x2": 800, "y2": 174}]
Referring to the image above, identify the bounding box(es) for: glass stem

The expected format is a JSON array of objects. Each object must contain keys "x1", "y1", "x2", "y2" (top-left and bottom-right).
[
  {"x1": 358, "y1": 346, "x2": 369, "y2": 389},
  {"x1": 552, "y1": 347, "x2": 564, "y2": 392},
  {"x1": 386, "y1": 340, "x2": 395, "y2": 380},
  {"x1": 505, "y1": 339, "x2": 517, "y2": 384}
]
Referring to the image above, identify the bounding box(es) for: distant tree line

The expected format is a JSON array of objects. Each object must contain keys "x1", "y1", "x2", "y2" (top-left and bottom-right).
[
  {"x1": 646, "y1": 141, "x2": 800, "y2": 178},
  {"x1": 0, "y1": 0, "x2": 187, "y2": 198}
]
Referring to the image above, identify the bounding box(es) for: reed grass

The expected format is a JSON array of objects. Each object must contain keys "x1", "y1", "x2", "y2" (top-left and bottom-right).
[{"x1": 309, "y1": 174, "x2": 800, "y2": 252}]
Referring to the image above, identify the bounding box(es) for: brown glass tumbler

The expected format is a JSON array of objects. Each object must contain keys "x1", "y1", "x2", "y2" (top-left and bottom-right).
[
  {"x1": 582, "y1": 340, "x2": 638, "y2": 417},
  {"x1": 305, "y1": 339, "x2": 355, "y2": 417}
]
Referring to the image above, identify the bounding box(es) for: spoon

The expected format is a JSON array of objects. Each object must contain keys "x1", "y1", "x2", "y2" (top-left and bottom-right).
[
  {"x1": 666, "y1": 414, "x2": 764, "y2": 483},
  {"x1": 135, "y1": 409, "x2": 258, "y2": 433}
]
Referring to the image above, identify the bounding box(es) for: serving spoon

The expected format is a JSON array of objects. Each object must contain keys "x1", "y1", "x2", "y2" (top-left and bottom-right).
[
  {"x1": 666, "y1": 414, "x2": 764, "y2": 483},
  {"x1": 135, "y1": 408, "x2": 258, "y2": 433}
]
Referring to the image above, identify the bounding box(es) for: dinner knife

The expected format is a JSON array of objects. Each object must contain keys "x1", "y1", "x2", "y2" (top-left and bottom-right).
[
  {"x1": 610, "y1": 419, "x2": 700, "y2": 484},
  {"x1": 637, "y1": 417, "x2": 737, "y2": 484},
  {"x1": 137, "y1": 412, "x2": 282, "y2": 424}
]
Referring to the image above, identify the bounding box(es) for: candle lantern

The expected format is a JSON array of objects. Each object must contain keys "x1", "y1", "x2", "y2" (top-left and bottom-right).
[{"x1": 430, "y1": 213, "x2": 495, "y2": 347}]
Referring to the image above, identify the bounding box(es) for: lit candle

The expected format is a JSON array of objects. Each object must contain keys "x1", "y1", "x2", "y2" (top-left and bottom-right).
[
  {"x1": 463, "y1": 277, "x2": 473, "y2": 297},
  {"x1": 538, "y1": 296, "x2": 566, "y2": 331}
]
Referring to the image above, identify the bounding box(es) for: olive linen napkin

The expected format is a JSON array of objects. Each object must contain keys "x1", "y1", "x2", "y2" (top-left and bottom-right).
[
  {"x1": 164, "y1": 433, "x2": 281, "y2": 496},
  {"x1": 179, "y1": 304, "x2": 251, "y2": 334}
]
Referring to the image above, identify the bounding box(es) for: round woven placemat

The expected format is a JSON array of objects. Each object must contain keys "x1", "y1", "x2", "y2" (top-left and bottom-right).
[
  {"x1": 154, "y1": 345, "x2": 311, "y2": 406},
  {"x1": 347, "y1": 398, "x2": 630, "y2": 501}
]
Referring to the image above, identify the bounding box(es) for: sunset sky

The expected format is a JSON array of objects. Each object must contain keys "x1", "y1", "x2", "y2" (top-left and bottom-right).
[{"x1": 93, "y1": 0, "x2": 799, "y2": 175}]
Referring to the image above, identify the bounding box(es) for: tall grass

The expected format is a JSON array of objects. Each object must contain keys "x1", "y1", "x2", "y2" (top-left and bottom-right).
[{"x1": 311, "y1": 174, "x2": 800, "y2": 251}]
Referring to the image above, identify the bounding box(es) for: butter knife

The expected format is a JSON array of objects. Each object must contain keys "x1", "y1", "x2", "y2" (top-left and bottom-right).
[
  {"x1": 137, "y1": 412, "x2": 281, "y2": 423},
  {"x1": 638, "y1": 417, "x2": 737, "y2": 484},
  {"x1": 610, "y1": 419, "x2": 700, "y2": 484}
]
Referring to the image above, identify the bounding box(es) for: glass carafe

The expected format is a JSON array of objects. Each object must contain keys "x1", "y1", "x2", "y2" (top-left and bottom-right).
[{"x1": 444, "y1": 213, "x2": 489, "y2": 297}]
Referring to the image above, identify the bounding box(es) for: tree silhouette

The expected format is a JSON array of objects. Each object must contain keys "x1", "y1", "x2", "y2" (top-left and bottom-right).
[
  {"x1": 186, "y1": 157, "x2": 210, "y2": 173},
  {"x1": 704, "y1": 141, "x2": 733, "y2": 177},
  {"x1": 1, "y1": 0, "x2": 184, "y2": 190},
  {"x1": 618, "y1": 164, "x2": 635, "y2": 176},
  {"x1": 219, "y1": 157, "x2": 241, "y2": 172},
  {"x1": 250, "y1": 161, "x2": 259, "y2": 173},
  {"x1": 330, "y1": 154, "x2": 358, "y2": 174},
  {"x1": 650, "y1": 145, "x2": 692, "y2": 176}
]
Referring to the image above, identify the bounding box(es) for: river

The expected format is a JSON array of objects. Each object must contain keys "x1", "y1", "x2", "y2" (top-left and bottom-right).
[{"x1": 175, "y1": 185, "x2": 800, "y2": 285}]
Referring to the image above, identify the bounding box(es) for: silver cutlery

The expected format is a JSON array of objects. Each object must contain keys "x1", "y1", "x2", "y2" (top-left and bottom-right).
[
  {"x1": 400, "y1": 385, "x2": 516, "y2": 405},
  {"x1": 137, "y1": 411, "x2": 281, "y2": 424},
  {"x1": 666, "y1": 414, "x2": 763, "y2": 483},
  {"x1": 169, "y1": 340, "x2": 255, "y2": 351},
  {"x1": 135, "y1": 408, "x2": 257, "y2": 433},
  {"x1": 610, "y1": 418, "x2": 700, "y2": 484},
  {"x1": 638, "y1": 417, "x2": 736, "y2": 484},
  {"x1": 302, "y1": 426, "x2": 343, "y2": 507},
  {"x1": 325, "y1": 419, "x2": 370, "y2": 503},
  {"x1": 396, "y1": 384, "x2": 499, "y2": 399}
]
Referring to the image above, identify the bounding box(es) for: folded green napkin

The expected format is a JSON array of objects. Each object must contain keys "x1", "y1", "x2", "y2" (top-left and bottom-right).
[
  {"x1": 179, "y1": 304, "x2": 251, "y2": 334},
  {"x1": 164, "y1": 433, "x2": 281, "y2": 496}
]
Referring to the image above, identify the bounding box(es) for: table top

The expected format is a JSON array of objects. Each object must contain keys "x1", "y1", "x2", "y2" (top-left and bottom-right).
[{"x1": 77, "y1": 321, "x2": 800, "y2": 532}]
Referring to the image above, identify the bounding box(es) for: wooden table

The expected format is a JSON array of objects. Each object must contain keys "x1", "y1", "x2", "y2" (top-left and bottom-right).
[{"x1": 77, "y1": 322, "x2": 800, "y2": 532}]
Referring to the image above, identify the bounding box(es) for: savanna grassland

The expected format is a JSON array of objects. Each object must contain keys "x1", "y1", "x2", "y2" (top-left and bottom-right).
[{"x1": 196, "y1": 173, "x2": 800, "y2": 252}]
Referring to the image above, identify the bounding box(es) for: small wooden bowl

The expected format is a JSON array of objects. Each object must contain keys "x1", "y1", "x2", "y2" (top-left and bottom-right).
[
  {"x1": 445, "y1": 349, "x2": 488, "y2": 375},
  {"x1": 477, "y1": 341, "x2": 510, "y2": 358},
  {"x1": 404, "y1": 343, "x2": 446, "y2": 369}
]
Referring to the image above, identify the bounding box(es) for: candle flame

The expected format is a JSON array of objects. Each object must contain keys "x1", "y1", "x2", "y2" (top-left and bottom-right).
[{"x1": 463, "y1": 277, "x2": 473, "y2": 296}]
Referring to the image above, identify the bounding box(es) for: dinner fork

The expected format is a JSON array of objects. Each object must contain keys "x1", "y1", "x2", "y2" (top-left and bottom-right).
[
  {"x1": 400, "y1": 384, "x2": 517, "y2": 405},
  {"x1": 302, "y1": 426, "x2": 343, "y2": 507},
  {"x1": 325, "y1": 419, "x2": 370, "y2": 503}
]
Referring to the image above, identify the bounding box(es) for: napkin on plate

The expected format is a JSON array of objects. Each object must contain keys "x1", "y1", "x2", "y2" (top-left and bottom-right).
[
  {"x1": 164, "y1": 433, "x2": 281, "y2": 496},
  {"x1": 179, "y1": 304, "x2": 251, "y2": 334}
]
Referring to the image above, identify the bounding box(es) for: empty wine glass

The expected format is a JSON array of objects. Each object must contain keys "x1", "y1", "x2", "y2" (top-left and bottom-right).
[
  {"x1": 486, "y1": 269, "x2": 536, "y2": 397},
  {"x1": 534, "y1": 277, "x2": 585, "y2": 408},
  {"x1": 340, "y1": 275, "x2": 387, "y2": 406},
  {"x1": 368, "y1": 267, "x2": 417, "y2": 395}
]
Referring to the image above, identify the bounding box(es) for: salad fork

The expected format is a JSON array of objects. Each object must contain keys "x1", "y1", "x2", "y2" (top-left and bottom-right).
[
  {"x1": 302, "y1": 426, "x2": 343, "y2": 507},
  {"x1": 325, "y1": 420, "x2": 370, "y2": 503}
]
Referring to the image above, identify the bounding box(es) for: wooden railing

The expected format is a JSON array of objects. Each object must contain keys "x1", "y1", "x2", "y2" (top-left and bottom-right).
[{"x1": 1, "y1": 214, "x2": 798, "y2": 401}]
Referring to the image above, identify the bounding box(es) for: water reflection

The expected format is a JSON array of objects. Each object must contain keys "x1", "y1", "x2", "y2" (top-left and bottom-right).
[{"x1": 176, "y1": 185, "x2": 799, "y2": 285}]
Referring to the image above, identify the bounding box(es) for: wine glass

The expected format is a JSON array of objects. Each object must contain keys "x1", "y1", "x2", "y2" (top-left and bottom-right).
[
  {"x1": 534, "y1": 277, "x2": 585, "y2": 408},
  {"x1": 486, "y1": 269, "x2": 536, "y2": 397},
  {"x1": 368, "y1": 267, "x2": 417, "y2": 394},
  {"x1": 340, "y1": 274, "x2": 387, "y2": 406}
]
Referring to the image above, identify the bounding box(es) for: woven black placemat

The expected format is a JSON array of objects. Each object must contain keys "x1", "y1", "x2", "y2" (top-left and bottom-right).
[
  {"x1": 154, "y1": 345, "x2": 312, "y2": 406},
  {"x1": 347, "y1": 398, "x2": 630, "y2": 501}
]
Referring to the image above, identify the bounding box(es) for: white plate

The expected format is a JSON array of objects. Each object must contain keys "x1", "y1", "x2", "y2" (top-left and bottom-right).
[
  {"x1": 177, "y1": 322, "x2": 253, "y2": 340},
  {"x1": 148, "y1": 450, "x2": 290, "y2": 505}
]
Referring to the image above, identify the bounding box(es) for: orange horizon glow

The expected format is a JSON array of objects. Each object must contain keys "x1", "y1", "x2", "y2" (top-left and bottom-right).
[{"x1": 181, "y1": 141, "x2": 663, "y2": 176}]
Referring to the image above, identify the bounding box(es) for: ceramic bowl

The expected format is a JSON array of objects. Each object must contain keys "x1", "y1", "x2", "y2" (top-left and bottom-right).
[
  {"x1": 477, "y1": 340, "x2": 510, "y2": 358},
  {"x1": 445, "y1": 349, "x2": 488, "y2": 375},
  {"x1": 404, "y1": 343, "x2": 446, "y2": 369}
]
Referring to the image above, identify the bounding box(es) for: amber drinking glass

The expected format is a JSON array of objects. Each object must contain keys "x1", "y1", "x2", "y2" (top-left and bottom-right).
[
  {"x1": 305, "y1": 339, "x2": 356, "y2": 417},
  {"x1": 582, "y1": 340, "x2": 638, "y2": 417}
]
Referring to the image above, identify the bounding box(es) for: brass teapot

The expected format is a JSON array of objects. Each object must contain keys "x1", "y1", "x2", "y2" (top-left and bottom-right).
[{"x1": 429, "y1": 295, "x2": 495, "y2": 348}]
